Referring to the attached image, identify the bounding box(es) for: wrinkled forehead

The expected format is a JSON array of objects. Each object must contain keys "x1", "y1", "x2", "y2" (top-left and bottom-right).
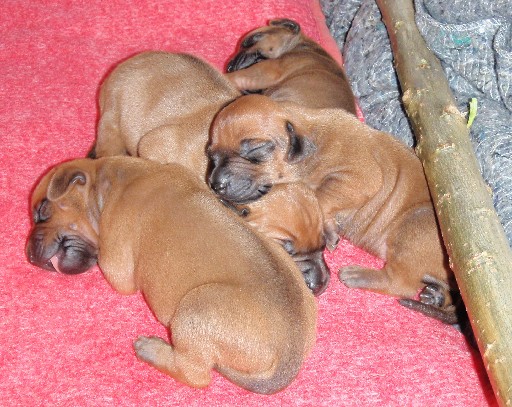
[
  {"x1": 247, "y1": 182, "x2": 321, "y2": 225},
  {"x1": 210, "y1": 97, "x2": 287, "y2": 148},
  {"x1": 247, "y1": 184, "x2": 324, "y2": 251}
]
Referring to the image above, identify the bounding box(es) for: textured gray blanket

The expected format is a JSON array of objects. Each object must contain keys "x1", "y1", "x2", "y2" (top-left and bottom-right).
[{"x1": 321, "y1": 0, "x2": 512, "y2": 246}]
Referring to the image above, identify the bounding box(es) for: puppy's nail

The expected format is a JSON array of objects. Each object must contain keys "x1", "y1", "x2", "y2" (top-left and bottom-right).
[{"x1": 133, "y1": 336, "x2": 161, "y2": 364}]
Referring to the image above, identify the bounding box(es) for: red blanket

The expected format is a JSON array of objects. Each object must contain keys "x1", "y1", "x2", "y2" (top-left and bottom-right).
[{"x1": 0, "y1": 0, "x2": 496, "y2": 405}]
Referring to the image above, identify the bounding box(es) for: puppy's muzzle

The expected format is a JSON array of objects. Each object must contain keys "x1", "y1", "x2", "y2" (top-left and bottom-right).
[
  {"x1": 26, "y1": 227, "x2": 97, "y2": 274},
  {"x1": 208, "y1": 163, "x2": 271, "y2": 204},
  {"x1": 227, "y1": 50, "x2": 267, "y2": 72}
]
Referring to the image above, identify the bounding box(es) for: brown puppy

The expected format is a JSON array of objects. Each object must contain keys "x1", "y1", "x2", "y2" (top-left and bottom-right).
[
  {"x1": 26, "y1": 156, "x2": 316, "y2": 394},
  {"x1": 226, "y1": 19, "x2": 357, "y2": 113},
  {"x1": 91, "y1": 51, "x2": 240, "y2": 179},
  {"x1": 92, "y1": 50, "x2": 325, "y2": 296},
  {"x1": 208, "y1": 94, "x2": 458, "y2": 324},
  {"x1": 232, "y1": 182, "x2": 331, "y2": 295}
]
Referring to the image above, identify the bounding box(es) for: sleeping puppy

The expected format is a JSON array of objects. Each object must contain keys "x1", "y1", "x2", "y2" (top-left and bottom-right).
[
  {"x1": 226, "y1": 18, "x2": 357, "y2": 113},
  {"x1": 207, "y1": 94, "x2": 458, "y2": 324},
  {"x1": 91, "y1": 50, "x2": 323, "y2": 296},
  {"x1": 91, "y1": 51, "x2": 240, "y2": 179},
  {"x1": 26, "y1": 156, "x2": 316, "y2": 394},
  {"x1": 231, "y1": 182, "x2": 332, "y2": 295}
]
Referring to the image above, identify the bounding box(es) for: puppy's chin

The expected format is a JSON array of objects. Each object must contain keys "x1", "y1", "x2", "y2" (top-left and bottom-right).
[
  {"x1": 51, "y1": 248, "x2": 97, "y2": 275},
  {"x1": 27, "y1": 230, "x2": 97, "y2": 275}
]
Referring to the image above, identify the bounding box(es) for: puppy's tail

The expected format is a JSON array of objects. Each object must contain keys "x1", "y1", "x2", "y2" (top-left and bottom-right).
[
  {"x1": 216, "y1": 316, "x2": 314, "y2": 396},
  {"x1": 398, "y1": 274, "x2": 464, "y2": 326},
  {"x1": 216, "y1": 344, "x2": 305, "y2": 395}
]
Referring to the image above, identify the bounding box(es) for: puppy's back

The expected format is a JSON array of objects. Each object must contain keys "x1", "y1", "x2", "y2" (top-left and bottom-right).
[
  {"x1": 102, "y1": 159, "x2": 316, "y2": 394},
  {"x1": 94, "y1": 52, "x2": 240, "y2": 174},
  {"x1": 99, "y1": 51, "x2": 237, "y2": 118},
  {"x1": 268, "y1": 39, "x2": 356, "y2": 112}
]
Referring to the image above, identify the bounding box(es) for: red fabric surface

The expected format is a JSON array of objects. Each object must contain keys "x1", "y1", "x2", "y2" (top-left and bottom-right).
[{"x1": 0, "y1": 1, "x2": 496, "y2": 405}]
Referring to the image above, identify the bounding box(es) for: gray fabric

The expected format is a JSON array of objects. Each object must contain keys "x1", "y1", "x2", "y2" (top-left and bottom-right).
[{"x1": 320, "y1": 0, "x2": 512, "y2": 245}]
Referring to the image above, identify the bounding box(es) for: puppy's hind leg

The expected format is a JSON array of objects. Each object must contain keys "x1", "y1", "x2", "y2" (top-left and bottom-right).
[
  {"x1": 94, "y1": 110, "x2": 128, "y2": 157},
  {"x1": 398, "y1": 275, "x2": 461, "y2": 326},
  {"x1": 134, "y1": 336, "x2": 212, "y2": 388},
  {"x1": 137, "y1": 124, "x2": 193, "y2": 165}
]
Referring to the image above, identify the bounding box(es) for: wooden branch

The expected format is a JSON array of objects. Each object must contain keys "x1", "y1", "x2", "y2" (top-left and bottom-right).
[{"x1": 374, "y1": 0, "x2": 512, "y2": 404}]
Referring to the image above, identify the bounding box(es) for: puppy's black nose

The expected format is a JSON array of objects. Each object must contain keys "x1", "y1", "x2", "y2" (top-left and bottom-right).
[
  {"x1": 208, "y1": 165, "x2": 230, "y2": 195},
  {"x1": 210, "y1": 179, "x2": 227, "y2": 194}
]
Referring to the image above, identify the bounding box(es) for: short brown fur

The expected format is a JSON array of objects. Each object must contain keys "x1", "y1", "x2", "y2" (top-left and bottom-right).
[
  {"x1": 233, "y1": 182, "x2": 331, "y2": 295},
  {"x1": 26, "y1": 157, "x2": 316, "y2": 394},
  {"x1": 92, "y1": 51, "x2": 240, "y2": 179},
  {"x1": 208, "y1": 95, "x2": 456, "y2": 322},
  {"x1": 226, "y1": 19, "x2": 357, "y2": 113}
]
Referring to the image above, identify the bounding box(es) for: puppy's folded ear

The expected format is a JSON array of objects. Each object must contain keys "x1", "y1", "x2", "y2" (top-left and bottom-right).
[
  {"x1": 286, "y1": 121, "x2": 315, "y2": 163},
  {"x1": 47, "y1": 168, "x2": 88, "y2": 201},
  {"x1": 269, "y1": 19, "x2": 301, "y2": 34}
]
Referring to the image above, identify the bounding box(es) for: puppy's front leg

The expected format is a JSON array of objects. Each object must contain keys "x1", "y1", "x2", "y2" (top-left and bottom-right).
[
  {"x1": 339, "y1": 265, "x2": 392, "y2": 292},
  {"x1": 338, "y1": 265, "x2": 418, "y2": 299},
  {"x1": 134, "y1": 336, "x2": 212, "y2": 388},
  {"x1": 94, "y1": 110, "x2": 129, "y2": 158},
  {"x1": 226, "y1": 60, "x2": 285, "y2": 91}
]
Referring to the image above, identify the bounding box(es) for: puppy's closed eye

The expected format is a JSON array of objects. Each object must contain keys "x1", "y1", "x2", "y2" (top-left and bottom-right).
[
  {"x1": 240, "y1": 139, "x2": 275, "y2": 163},
  {"x1": 242, "y1": 33, "x2": 264, "y2": 48},
  {"x1": 281, "y1": 239, "x2": 296, "y2": 255}
]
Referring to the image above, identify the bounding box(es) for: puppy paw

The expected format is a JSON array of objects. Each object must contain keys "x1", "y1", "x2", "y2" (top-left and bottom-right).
[
  {"x1": 338, "y1": 266, "x2": 374, "y2": 289},
  {"x1": 418, "y1": 283, "x2": 446, "y2": 307},
  {"x1": 133, "y1": 335, "x2": 169, "y2": 365},
  {"x1": 323, "y1": 223, "x2": 340, "y2": 251}
]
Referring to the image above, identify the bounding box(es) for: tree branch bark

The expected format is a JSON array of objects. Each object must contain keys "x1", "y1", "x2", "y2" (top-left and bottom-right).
[{"x1": 374, "y1": 0, "x2": 512, "y2": 405}]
